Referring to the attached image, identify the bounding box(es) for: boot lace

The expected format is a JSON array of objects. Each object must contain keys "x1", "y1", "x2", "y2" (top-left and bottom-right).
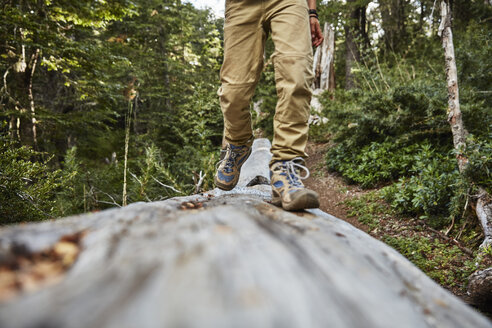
[
  {"x1": 279, "y1": 157, "x2": 310, "y2": 187},
  {"x1": 216, "y1": 144, "x2": 245, "y2": 173}
]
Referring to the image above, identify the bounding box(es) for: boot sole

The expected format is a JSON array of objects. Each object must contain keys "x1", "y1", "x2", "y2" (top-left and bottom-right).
[{"x1": 272, "y1": 190, "x2": 320, "y2": 211}]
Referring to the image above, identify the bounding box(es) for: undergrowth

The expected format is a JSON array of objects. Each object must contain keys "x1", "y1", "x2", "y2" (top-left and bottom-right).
[
  {"x1": 317, "y1": 37, "x2": 491, "y2": 230},
  {"x1": 345, "y1": 192, "x2": 491, "y2": 291}
]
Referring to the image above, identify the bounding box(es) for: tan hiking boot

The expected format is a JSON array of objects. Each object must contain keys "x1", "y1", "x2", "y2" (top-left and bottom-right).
[
  {"x1": 214, "y1": 140, "x2": 253, "y2": 191},
  {"x1": 270, "y1": 158, "x2": 320, "y2": 211}
]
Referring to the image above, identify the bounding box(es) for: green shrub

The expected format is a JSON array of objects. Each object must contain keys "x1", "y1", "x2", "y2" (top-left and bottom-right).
[
  {"x1": 319, "y1": 83, "x2": 450, "y2": 149},
  {"x1": 327, "y1": 139, "x2": 417, "y2": 187},
  {"x1": 254, "y1": 65, "x2": 277, "y2": 139},
  {"x1": 0, "y1": 136, "x2": 64, "y2": 224},
  {"x1": 319, "y1": 40, "x2": 491, "y2": 226},
  {"x1": 381, "y1": 146, "x2": 460, "y2": 223},
  {"x1": 463, "y1": 135, "x2": 492, "y2": 195},
  {"x1": 55, "y1": 143, "x2": 206, "y2": 216}
]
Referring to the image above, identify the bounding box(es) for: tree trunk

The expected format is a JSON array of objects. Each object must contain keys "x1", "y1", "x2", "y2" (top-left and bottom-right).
[
  {"x1": 468, "y1": 268, "x2": 492, "y2": 309},
  {"x1": 344, "y1": 0, "x2": 362, "y2": 90},
  {"x1": 438, "y1": 0, "x2": 492, "y2": 250},
  {"x1": 477, "y1": 189, "x2": 492, "y2": 249},
  {"x1": 438, "y1": 1, "x2": 467, "y2": 171},
  {"x1": 28, "y1": 48, "x2": 40, "y2": 149},
  {"x1": 312, "y1": 23, "x2": 335, "y2": 92},
  {"x1": 439, "y1": 0, "x2": 492, "y2": 309},
  {"x1": 359, "y1": 5, "x2": 371, "y2": 48},
  {"x1": 0, "y1": 139, "x2": 491, "y2": 328},
  {"x1": 379, "y1": 0, "x2": 407, "y2": 53}
]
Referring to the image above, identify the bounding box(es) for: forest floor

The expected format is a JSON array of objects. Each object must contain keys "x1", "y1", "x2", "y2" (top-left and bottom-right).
[{"x1": 303, "y1": 141, "x2": 491, "y2": 312}]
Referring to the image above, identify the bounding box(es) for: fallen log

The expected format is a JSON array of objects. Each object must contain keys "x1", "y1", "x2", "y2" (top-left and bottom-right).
[
  {"x1": 468, "y1": 268, "x2": 492, "y2": 308},
  {"x1": 0, "y1": 139, "x2": 490, "y2": 328}
]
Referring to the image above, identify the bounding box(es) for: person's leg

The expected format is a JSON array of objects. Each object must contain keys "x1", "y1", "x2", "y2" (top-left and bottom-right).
[
  {"x1": 265, "y1": 0, "x2": 319, "y2": 210},
  {"x1": 266, "y1": 0, "x2": 314, "y2": 164},
  {"x1": 215, "y1": 0, "x2": 266, "y2": 190},
  {"x1": 219, "y1": 0, "x2": 266, "y2": 146}
]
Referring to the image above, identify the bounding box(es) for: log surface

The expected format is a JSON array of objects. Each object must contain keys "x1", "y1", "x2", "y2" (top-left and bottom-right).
[{"x1": 0, "y1": 139, "x2": 491, "y2": 328}]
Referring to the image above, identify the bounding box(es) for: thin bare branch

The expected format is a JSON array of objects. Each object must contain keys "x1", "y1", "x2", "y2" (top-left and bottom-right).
[
  {"x1": 129, "y1": 171, "x2": 152, "y2": 202},
  {"x1": 94, "y1": 187, "x2": 121, "y2": 208},
  {"x1": 152, "y1": 176, "x2": 183, "y2": 194},
  {"x1": 194, "y1": 170, "x2": 206, "y2": 194}
]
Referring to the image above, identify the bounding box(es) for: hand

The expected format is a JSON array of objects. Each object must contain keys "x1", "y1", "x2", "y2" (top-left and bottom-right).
[{"x1": 310, "y1": 17, "x2": 323, "y2": 47}]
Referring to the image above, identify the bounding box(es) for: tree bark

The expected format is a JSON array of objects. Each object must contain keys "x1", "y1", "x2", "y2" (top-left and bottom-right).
[
  {"x1": 439, "y1": 0, "x2": 492, "y2": 309},
  {"x1": 476, "y1": 189, "x2": 492, "y2": 249},
  {"x1": 379, "y1": 0, "x2": 407, "y2": 53},
  {"x1": 438, "y1": 1, "x2": 467, "y2": 171},
  {"x1": 438, "y1": 0, "x2": 492, "y2": 250},
  {"x1": 468, "y1": 268, "x2": 492, "y2": 309},
  {"x1": 28, "y1": 48, "x2": 40, "y2": 149},
  {"x1": 312, "y1": 23, "x2": 335, "y2": 92},
  {"x1": 359, "y1": 5, "x2": 370, "y2": 48}
]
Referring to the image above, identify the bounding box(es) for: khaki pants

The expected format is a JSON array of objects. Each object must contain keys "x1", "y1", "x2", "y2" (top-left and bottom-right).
[{"x1": 218, "y1": 0, "x2": 313, "y2": 163}]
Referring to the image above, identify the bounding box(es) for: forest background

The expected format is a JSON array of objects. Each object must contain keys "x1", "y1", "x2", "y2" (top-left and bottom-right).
[{"x1": 0, "y1": 0, "x2": 491, "y2": 301}]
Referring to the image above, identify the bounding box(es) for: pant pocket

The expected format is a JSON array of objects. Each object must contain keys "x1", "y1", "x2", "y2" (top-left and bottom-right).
[{"x1": 273, "y1": 55, "x2": 313, "y2": 123}]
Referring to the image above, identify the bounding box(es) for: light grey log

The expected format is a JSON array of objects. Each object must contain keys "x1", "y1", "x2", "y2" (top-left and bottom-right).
[
  {"x1": 0, "y1": 139, "x2": 491, "y2": 328},
  {"x1": 236, "y1": 138, "x2": 272, "y2": 188}
]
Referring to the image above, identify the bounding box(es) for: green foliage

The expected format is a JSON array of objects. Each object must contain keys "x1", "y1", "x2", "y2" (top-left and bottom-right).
[
  {"x1": 328, "y1": 140, "x2": 427, "y2": 188},
  {"x1": 0, "y1": 1, "x2": 224, "y2": 219},
  {"x1": 456, "y1": 21, "x2": 492, "y2": 97},
  {"x1": 345, "y1": 191, "x2": 390, "y2": 230},
  {"x1": 254, "y1": 63, "x2": 277, "y2": 139},
  {"x1": 463, "y1": 135, "x2": 492, "y2": 195},
  {"x1": 383, "y1": 235, "x2": 478, "y2": 287},
  {"x1": 345, "y1": 190, "x2": 489, "y2": 290},
  {"x1": 315, "y1": 0, "x2": 492, "y2": 294},
  {"x1": 0, "y1": 136, "x2": 63, "y2": 224},
  {"x1": 320, "y1": 29, "x2": 491, "y2": 225},
  {"x1": 320, "y1": 79, "x2": 449, "y2": 149},
  {"x1": 381, "y1": 146, "x2": 461, "y2": 224},
  {"x1": 126, "y1": 144, "x2": 190, "y2": 202},
  {"x1": 1, "y1": 0, "x2": 490, "y2": 229}
]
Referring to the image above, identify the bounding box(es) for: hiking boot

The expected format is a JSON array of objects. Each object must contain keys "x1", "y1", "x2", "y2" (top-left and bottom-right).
[
  {"x1": 214, "y1": 140, "x2": 253, "y2": 191},
  {"x1": 270, "y1": 157, "x2": 320, "y2": 211}
]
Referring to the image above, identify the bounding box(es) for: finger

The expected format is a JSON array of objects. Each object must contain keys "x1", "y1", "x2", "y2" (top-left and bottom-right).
[
  {"x1": 311, "y1": 22, "x2": 323, "y2": 47},
  {"x1": 316, "y1": 24, "x2": 324, "y2": 46},
  {"x1": 317, "y1": 31, "x2": 323, "y2": 46}
]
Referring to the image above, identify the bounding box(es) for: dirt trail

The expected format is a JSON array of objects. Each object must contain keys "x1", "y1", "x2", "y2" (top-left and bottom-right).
[{"x1": 303, "y1": 142, "x2": 369, "y2": 232}]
